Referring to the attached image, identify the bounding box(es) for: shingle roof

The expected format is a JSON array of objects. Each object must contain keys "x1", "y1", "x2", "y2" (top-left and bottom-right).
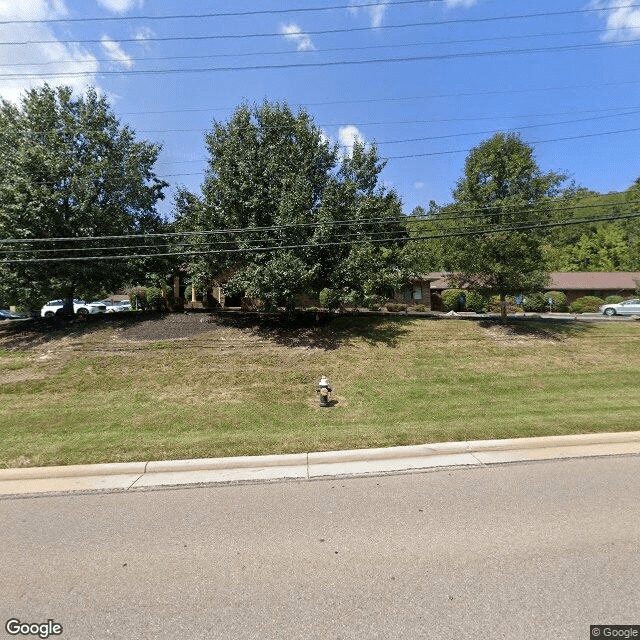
[
  {"x1": 547, "y1": 272, "x2": 640, "y2": 290},
  {"x1": 425, "y1": 272, "x2": 640, "y2": 290}
]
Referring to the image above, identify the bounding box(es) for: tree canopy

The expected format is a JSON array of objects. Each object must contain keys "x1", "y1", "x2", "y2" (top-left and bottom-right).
[
  {"x1": 434, "y1": 132, "x2": 566, "y2": 316},
  {"x1": 0, "y1": 85, "x2": 168, "y2": 309},
  {"x1": 175, "y1": 101, "x2": 413, "y2": 310}
]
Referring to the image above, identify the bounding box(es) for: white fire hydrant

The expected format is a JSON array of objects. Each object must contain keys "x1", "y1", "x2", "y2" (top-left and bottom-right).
[{"x1": 316, "y1": 375, "x2": 333, "y2": 407}]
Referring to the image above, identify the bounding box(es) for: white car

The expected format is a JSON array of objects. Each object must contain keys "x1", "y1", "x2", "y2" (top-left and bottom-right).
[
  {"x1": 40, "y1": 299, "x2": 107, "y2": 317},
  {"x1": 91, "y1": 300, "x2": 121, "y2": 313},
  {"x1": 599, "y1": 299, "x2": 640, "y2": 316}
]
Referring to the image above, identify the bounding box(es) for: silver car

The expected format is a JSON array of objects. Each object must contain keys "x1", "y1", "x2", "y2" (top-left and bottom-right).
[{"x1": 599, "y1": 299, "x2": 640, "y2": 316}]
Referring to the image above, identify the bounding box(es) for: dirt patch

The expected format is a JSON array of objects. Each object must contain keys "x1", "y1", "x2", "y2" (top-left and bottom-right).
[{"x1": 115, "y1": 313, "x2": 224, "y2": 341}]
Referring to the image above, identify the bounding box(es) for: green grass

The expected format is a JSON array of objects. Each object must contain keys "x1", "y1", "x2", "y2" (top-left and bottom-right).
[{"x1": 1, "y1": 316, "x2": 639, "y2": 467}]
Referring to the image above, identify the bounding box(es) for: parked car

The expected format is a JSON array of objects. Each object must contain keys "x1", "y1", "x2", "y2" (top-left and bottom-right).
[
  {"x1": 116, "y1": 301, "x2": 132, "y2": 311},
  {"x1": 0, "y1": 309, "x2": 28, "y2": 320},
  {"x1": 40, "y1": 299, "x2": 106, "y2": 317},
  {"x1": 599, "y1": 299, "x2": 640, "y2": 316},
  {"x1": 91, "y1": 300, "x2": 121, "y2": 313}
]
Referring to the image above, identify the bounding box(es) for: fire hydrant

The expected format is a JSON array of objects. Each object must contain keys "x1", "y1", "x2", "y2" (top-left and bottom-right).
[{"x1": 316, "y1": 375, "x2": 333, "y2": 407}]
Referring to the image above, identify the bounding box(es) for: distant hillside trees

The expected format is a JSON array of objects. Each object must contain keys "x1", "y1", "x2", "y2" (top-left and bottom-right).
[
  {"x1": 175, "y1": 100, "x2": 414, "y2": 311},
  {"x1": 0, "y1": 85, "x2": 168, "y2": 310},
  {"x1": 541, "y1": 179, "x2": 640, "y2": 272}
]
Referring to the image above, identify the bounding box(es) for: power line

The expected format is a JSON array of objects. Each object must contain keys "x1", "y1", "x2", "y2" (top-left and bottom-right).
[
  {"x1": 2, "y1": 4, "x2": 637, "y2": 45},
  {"x1": 3, "y1": 26, "x2": 637, "y2": 70},
  {"x1": 386, "y1": 126, "x2": 640, "y2": 159},
  {"x1": 1, "y1": 40, "x2": 636, "y2": 79},
  {"x1": 2, "y1": 211, "x2": 639, "y2": 263},
  {"x1": 7, "y1": 105, "x2": 640, "y2": 139},
  {"x1": 0, "y1": 0, "x2": 437, "y2": 25},
  {"x1": 2, "y1": 198, "x2": 637, "y2": 248},
  {"x1": 113, "y1": 80, "x2": 640, "y2": 117}
]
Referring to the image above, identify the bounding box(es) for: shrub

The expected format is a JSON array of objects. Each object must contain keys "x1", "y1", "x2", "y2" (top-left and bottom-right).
[
  {"x1": 385, "y1": 303, "x2": 407, "y2": 312},
  {"x1": 442, "y1": 289, "x2": 467, "y2": 312},
  {"x1": 488, "y1": 295, "x2": 522, "y2": 314},
  {"x1": 183, "y1": 284, "x2": 193, "y2": 300},
  {"x1": 146, "y1": 287, "x2": 163, "y2": 311},
  {"x1": 569, "y1": 295, "x2": 605, "y2": 313},
  {"x1": 604, "y1": 295, "x2": 624, "y2": 304},
  {"x1": 546, "y1": 290, "x2": 567, "y2": 311},
  {"x1": 413, "y1": 304, "x2": 426, "y2": 312},
  {"x1": 129, "y1": 287, "x2": 146, "y2": 310},
  {"x1": 464, "y1": 290, "x2": 486, "y2": 313},
  {"x1": 522, "y1": 292, "x2": 547, "y2": 312},
  {"x1": 319, "y1": 288, "x2": 341, "y2": 310}
]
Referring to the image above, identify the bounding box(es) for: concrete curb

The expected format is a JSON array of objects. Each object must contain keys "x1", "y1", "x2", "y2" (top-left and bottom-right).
[{"x1": 2, "y1": 431, "x2": 640, "y2": 495}]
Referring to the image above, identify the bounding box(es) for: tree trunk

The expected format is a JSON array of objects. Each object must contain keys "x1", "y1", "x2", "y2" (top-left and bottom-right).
[
  {"x1": 62, "y1": 290, "x2": 75, "y2": 318},
  {"x1": 500, "y1": 293, "x2": 507, "y2": 321}
]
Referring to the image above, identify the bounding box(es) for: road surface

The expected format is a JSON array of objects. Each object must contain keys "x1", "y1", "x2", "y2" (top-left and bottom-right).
[{"x1": 2, "y1": 456, "x2": 639, "y2": 639}]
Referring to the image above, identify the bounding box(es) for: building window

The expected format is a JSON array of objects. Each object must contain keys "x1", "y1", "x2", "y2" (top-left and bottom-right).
[{"x1": 403, "y1": 286, "x2": 422, "y2": 300}]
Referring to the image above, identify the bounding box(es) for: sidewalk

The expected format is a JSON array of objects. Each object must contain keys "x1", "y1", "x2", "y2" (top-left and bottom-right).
[{"x1": 2, "y1": 431, "x2": 640, "y2": 497}]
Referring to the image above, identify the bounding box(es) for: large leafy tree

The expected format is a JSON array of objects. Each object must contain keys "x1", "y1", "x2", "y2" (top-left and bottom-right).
[
  {"x1": 437, "y1": 132, "x2": 566, "y2": 317},
  {"x1": 176, "y1": 101, "x2": 412, "y2": 311},
  {"x1": 0, "y1": 85, "x2": 168, "y2": 310}
]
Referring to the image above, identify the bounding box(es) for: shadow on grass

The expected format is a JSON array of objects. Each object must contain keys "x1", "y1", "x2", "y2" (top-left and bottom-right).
[
  {"x1": 0, "y1": 312, "x2": 172, "y2": 350},
  {"x1": 217, "y1": 312, "x2": 414, "y2": 350},
  {"x1": 477, "y1": 317, "x2": 593, "y2": 341},
  {"x1": 0, "y1": 310, "x2": 416, "y2": 352}
]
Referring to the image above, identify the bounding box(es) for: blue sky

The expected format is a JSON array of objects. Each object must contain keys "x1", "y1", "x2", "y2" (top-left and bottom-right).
[{"x1": 1, "y1": 0, "x2": 639, "y2": 220}]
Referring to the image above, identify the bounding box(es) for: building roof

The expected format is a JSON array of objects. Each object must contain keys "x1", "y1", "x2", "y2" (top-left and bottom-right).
[
  {"x1": 426, "y1": 272, "x2": 640, "y2": 291},
  {"x1": 547, "y1": 272, "x2": 640, "y2": 290}
]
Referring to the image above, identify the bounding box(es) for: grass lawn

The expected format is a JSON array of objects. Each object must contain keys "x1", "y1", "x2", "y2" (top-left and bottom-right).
[{"x1": 0, "y1": 314, "x2": 638, "y2": 468}]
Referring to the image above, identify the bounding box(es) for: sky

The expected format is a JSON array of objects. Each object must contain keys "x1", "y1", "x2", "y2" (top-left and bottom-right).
[{"x1": 0, "y1": 0, "x2": 639, "y2": 221}]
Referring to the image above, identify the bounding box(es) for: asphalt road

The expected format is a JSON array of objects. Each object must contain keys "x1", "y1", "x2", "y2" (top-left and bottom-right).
[{"x1": 2, "y1": 456, "x2": 639, "y2": 640}]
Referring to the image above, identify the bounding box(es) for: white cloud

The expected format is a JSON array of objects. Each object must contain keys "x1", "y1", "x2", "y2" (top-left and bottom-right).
[
  {"x1": 96, "y1": 0, "x2": 142, "y2": 13},
  {"x1": 100, "y1": 35, "x2": 133, "y2": 68},
  {"x1": 444, "y1": 0, "x2": 478, "y2": 7},
  {"x1": 349, "y1": 1, "x2": 389, "y2": 28},
  {"x1": 280, "y1": 23, "x2": 315, "y2": 51},
  {"x1": 0, "y1": 0, "x2": 99, "y2": 102},
  {"x1": 593, "y1": 1, "x2": 640, "y2": 41},
  {"x1": 134, "y1": 26, "x2": 154, "y2": 42},
  {"x1": 339, "y1": 125, "x2": 365, "y2": 157},
  {"x1": 414, "y1": 181, "x2": 425, "y2": 189},
  {"x1": 320, "y1": 129, "x2": 332, "y2": 147}
]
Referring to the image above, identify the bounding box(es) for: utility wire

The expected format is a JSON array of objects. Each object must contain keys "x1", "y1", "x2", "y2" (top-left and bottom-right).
[
  {"x1": 0, "y1": 0, "x2": 438, "y2": 24},
  {"x1": 115, "y1": 79, "x2": 640, "y2": 116},
  {"x1": 1, "y1": 40, "x2": 636, "y2": 79},
  {"x1": 2, "y1": 198, "x2": 639, "y2": 246},
  {"x1": 4, "y1": 26, "x2": 637, "y2": 70},
  {"x1": 2, "y1": 4, "x2": 637, "y2": 44},
  {"x1": 2, "y1": 212, "x2": 639, "y2": 263},
  {"x1": 6, "y1": 105, "x2": 640, "y2": 140},
  {"x1": 6, "y1": 104, "x2": 640, "y2": 137}
]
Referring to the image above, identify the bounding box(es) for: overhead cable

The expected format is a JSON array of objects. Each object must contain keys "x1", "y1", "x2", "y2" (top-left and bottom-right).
[
  {"x1": 1, "y1": 40, "x2": 636, "y2": 79},
  {"x1": 2, "y1": 4, "x2": 638, "y2": 44},
  {"x1": 2, "y1": 212, "x2": 640, "y2": 263}
]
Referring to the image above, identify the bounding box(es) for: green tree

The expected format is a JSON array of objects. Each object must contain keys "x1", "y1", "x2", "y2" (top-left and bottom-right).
[
  {"x1": 177, "y1": 101, "x2": 412, "y2": 311},
  {"x1": 438, "y1": 132, "x2": 566, "y2": 318},
  {"x1": 0, "y1": 85, "x2": 168, "y2": 311},
  {"x1": 542, "y1": 181, "x2": 640, "y2": 271}
]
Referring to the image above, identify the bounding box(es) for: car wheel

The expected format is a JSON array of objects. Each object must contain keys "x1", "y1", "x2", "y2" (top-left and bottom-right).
[
  {"x1": 604, "y1": 308, "x2": 616, "y2": 316},
  {"x1": 44, "y1": 311, "x2": 55, "y2": 318},
  {"x1": 77, "y1": 307, "x2": 89, "y2": 316}
]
